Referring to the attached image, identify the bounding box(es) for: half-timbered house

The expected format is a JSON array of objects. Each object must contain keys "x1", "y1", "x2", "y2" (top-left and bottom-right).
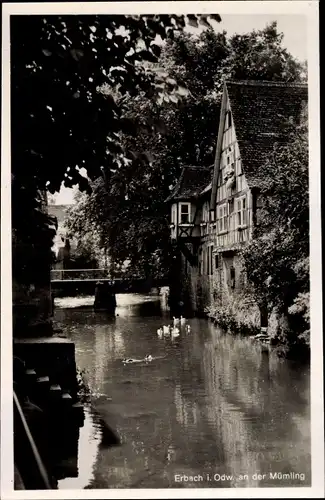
[{"x1": 167, "y1": 80, "x2": 308, "y2": 325}]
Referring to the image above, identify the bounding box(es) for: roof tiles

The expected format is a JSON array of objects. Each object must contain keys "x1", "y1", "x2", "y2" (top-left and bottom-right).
[
  {"x1": 226, "y1": 80, "x2": 308, "y2": 187},
  {"x1": 165, "y1": 166, "x2": 212, "y2": 202},
  {"x1": 166, "y1": 80, "x2": 308, "y2": 204}
]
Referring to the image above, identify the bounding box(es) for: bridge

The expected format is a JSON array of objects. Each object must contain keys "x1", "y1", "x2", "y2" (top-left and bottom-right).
[{"x1": 50, "y1": 269, "x2": 169, "y2": 297}]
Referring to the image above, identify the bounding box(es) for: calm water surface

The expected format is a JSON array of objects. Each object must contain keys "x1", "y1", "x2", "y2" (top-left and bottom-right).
[{"x1": 54, "y1": 294, "x2": 310, "y2": 489}]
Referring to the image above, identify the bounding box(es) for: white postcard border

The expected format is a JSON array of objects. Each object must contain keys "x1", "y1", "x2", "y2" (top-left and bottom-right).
[{"x1": 1, "y1": 2, "x2": 323, "y2": 499}]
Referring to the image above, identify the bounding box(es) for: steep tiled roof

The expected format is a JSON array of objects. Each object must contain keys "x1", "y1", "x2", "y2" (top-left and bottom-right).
[
  {"x1": 165, "y1": 166, "x2": 212, "y2": 202},
  {"x1": 226, "y1": 80, "x2": 308, "y2": 188}
]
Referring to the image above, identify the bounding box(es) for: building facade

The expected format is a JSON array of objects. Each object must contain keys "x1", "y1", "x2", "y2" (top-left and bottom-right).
[
  {"x1": 168, "y1": 80, "x2": 308, "y2": 329},
  {"x1": 47, "y1": 204, "x2": 77, "y2": 269}
]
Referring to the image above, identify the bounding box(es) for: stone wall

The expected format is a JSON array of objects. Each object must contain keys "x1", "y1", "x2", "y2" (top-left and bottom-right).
[
  {"x1": 211, "y1": 252, "x2": 261, "y2": 331},
  {"x1": 13, "y1": 279, "x2": 53, "y2": 338},
  {"x1": 172, "y1": 247, "x2": 261, "y2": 331}
]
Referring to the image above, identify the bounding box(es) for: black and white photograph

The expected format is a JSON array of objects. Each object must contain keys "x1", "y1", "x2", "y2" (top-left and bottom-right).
[{"x1": 1, "y1": 1, "x2": 323, "y2": 498}]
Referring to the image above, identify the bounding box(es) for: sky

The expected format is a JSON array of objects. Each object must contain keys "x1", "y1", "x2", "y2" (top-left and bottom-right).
[{"x1": 52, "y1": 13, "x2": 307, "y2": 206}]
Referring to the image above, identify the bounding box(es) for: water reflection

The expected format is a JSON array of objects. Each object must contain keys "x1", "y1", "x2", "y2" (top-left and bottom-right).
[
  {"x1": 200, "y1": 332, "x2": 310, "y2": 487},
  {"x1": 58, "y1": 408, "x2": 101, "y2": 489},
  {"x1": 55, "y1": 294, "x2": 310, "y2": 489}
]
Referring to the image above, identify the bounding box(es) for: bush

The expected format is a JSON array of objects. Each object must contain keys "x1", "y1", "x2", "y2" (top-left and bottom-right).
[
  {"x1": 206, "y1": 293, "x2": 260, "y2": 337},
  {"x1": 288, "y1": 291, "x2": 310, "y2": 346},
  {"x1": 76, "y1": 368, "x2": 91, "y2": 403}
]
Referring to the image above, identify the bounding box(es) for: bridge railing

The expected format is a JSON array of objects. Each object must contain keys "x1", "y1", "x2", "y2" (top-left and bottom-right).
[{"x1": 50, "y1": 268, "x2": 112, "y2": 281}]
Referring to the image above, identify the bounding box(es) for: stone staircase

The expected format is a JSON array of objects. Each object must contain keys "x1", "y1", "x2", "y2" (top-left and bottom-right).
[{"x1": 13, "y1": 354, "x2": 84, "y2": 489}]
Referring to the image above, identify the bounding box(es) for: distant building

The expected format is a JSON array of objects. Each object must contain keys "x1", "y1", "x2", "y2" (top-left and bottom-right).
[
  {"x1": 167, "y1": 80, "x2": 308, "y2": 327},
  {"x1": 48, "y1": 204, "x2": 77, "y2": 269}
]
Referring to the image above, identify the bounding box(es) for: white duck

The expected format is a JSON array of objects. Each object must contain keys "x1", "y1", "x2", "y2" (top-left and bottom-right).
[
  {"x1": 180, "y1": 316, "x2": 186, "y2": 325},
  {"x1": 163, "y1": 325, "x2": 170, "y2": 335},
  {"x1": 171, "y1": 326, "x2": 180, "y2": 337},
  {"x1": 122, "y1": 358, "x2": 135, "y2": 364}
]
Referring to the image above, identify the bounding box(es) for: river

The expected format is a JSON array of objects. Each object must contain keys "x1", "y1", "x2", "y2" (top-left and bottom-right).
[{"x1": 54, "y1": 293, "x2": 310, "y2": 490}]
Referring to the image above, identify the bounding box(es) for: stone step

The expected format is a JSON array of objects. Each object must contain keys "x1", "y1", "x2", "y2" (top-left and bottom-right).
[
  {"x1": 25, "y1": 368, "x2": 37, "y2": 377},
  {"x1": 24, "y1": 368, "x2": 38, "y2": 395},
  {"x1": 49, "y1": 384, "x2": 62, "y2": 401},
  {"x1": 32, "y1": 376, "x2": 51, "y2": 405},
  {"x1": 61, "y1": 392, "x2": 73, "y2": 407},
  {"x1": 71, "y1": 401, "x2": 83, "y2": 411},
  {"x1": 50, "y1": 384, "x2": 62, "y2": 394},
  {"x1": 71, "y1": 402, "x2": 84, "y2": 426}
]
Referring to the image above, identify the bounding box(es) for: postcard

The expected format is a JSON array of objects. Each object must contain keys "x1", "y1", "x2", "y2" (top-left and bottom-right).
[{"x1": 1, "y1": 1, "x2": 323, "y2": 499}]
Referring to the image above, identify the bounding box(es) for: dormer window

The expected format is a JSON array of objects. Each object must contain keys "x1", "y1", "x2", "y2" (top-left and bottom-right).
[
  {"x1": 169, "y1": 200, "x2": 197, "y2": 240},
  {"x1": 179, "y1": 203, "x2": 191, "y2": 224}
]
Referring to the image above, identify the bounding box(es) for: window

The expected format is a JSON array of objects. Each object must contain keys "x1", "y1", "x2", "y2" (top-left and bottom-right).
[
  {"x1": 202, "y1": 202, "x2": 209, "y2": 223},
  {"x1": 203, "y1": 248, "x2": 207, "y2": 275},
  {"x1": 208, "y1": 245, "x2": 214, "y2": 275},
  {"x1": 225, "y1": 111, "x2": 232, "y2": 129},
  {"x1": 206, "y1": 247, "x2": 209, "y2": 275},
  {"x1": 179, "y1": 203, "x2": 191, "y2": 224},
  {"x1": 235, "y1": 196, "x2": 248, "y2": 228},
  {"x1": 230, "y1": 266, "x2": 235, "y2": 289},
  {"x1": 203, "y1": 246, "x2": 214, "y2": 276},
  {"x1": 171, "y1": 205, "x2": 177, "y2": 225},
  {"x1": 225, "y1": 147, "x2": 234, "y2": 171},
  {"x1": 217, "y1": 204, "x2": 228, "y2": 233},
  {"x1": 236, "y1": 158, "x2": 242, "y2": 176}
]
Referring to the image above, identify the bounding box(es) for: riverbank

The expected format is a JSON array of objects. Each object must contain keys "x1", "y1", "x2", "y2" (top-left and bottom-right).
[{"x1": 205, "y1": 305, "x2": 310, "y2": 362}]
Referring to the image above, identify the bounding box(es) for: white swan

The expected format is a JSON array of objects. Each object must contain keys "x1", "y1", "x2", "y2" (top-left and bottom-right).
[
  {"x1": 173, "y1": 317, "x2": 180, "y2": 326},
  {"x1": 180, "y1": 316, "x2": 186, "y2": 325}
]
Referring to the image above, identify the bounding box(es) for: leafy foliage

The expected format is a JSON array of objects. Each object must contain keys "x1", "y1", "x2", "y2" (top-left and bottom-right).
[
  {"x1": 64, "y1": 191, "x2": 107, "y2": 269},
  {"x1": 12, "y1": 191, "x2": 57, "y2": 285},
  {"x1": 66, "y1": 22, "x2": 305, "y2": 276},
  {"x1": 12, "y1": 13, "x2": 220, "y2": 194},
  {"x1": 241, "y1": 121, "x2": 309, "y2": 345},
  {"x1": 11, "y1": 14, "x2": 220, "y2": 284}
]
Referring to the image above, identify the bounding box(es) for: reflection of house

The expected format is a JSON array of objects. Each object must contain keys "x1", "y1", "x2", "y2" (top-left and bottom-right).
[
  {"x1": 48, "y1": 204, "x2": 77, "y2": 269},
  {"x1": 167, "y1": 80, "x2": 308, "y2": 326}
]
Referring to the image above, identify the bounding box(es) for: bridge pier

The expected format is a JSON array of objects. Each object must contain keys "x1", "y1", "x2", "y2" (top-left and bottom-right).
[{"x1": 94, "y1": 281, "x2": 117, "y2": 313}]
